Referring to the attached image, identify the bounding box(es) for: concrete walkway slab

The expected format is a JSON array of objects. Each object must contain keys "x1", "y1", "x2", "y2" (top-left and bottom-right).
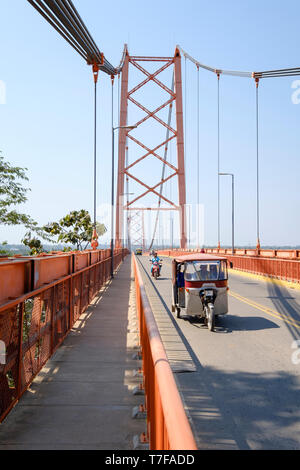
[{"x1": 0, "y1": 256, "x2": 146, "y2": 450}]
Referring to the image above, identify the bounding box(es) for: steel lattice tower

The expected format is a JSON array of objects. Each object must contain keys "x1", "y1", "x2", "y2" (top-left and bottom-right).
[{"x1": 116, "y1": 47, "x2": 187, "y2": 249}]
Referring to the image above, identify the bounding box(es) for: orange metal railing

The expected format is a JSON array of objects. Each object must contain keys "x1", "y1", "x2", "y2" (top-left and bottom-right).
[
  {"x1": 132, "y1": 254, "x2": 197, "y2": 450},
  {"x1": 0, "y1": 248, "x2": 128, "y2": 422},
  {"x1": 155, "y1": 249, "x2": 300, "y2": 284}
]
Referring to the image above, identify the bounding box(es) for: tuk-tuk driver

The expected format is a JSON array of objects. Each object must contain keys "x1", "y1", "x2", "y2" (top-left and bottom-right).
[
  {"x1": 209, "y1": 264, "x2": 218, "y2": 280},
  {"x1": 177, "y1": 263, "x2": 185, "y2": 287}
]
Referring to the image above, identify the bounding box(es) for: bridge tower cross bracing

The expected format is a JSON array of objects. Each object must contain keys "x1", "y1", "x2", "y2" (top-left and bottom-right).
[
  {"x1": 128, "y1": 210, "x2": 145, "y2": 251},
  {"x1": 116, "y1": 46, "x2": 187, "y2": 249}
]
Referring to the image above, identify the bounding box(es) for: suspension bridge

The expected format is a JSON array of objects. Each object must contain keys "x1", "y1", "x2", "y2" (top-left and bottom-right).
[{"x1": 1, "y1": 0, "x2": 300, "y2": 451}]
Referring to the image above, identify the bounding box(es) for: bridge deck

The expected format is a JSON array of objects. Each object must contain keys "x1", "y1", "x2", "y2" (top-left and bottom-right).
[
  {"x1": 0, "y1": 257, "x2": 145, "y2": 450},
  {"x1": 1, "y1": 255, "x2": 300, "y2": 450},
  {"x1": 137, "y1": 255, "x2": 300, "y2": 450}
]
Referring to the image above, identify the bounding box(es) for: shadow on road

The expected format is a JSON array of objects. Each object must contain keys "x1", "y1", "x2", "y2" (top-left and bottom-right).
[
  {"x1": 180, "y1": 313, "x2": 279, "y2": 333},
  {"x1": 267, "y1": 281, "x2": 300, "y2": 341},
  {"x1": 177, "y1": 365, "x2": 300, "y2": 450}
]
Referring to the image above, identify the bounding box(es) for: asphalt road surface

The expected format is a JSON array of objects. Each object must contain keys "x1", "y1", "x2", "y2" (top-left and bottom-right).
[{"x1": 137, "y1": 255, "x2": 300, "y2": 450}]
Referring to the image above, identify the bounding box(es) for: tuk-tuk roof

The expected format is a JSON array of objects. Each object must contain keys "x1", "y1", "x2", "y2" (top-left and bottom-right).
[{"x1": 173, "y1": 253, "x2": 227, "y2": 263}]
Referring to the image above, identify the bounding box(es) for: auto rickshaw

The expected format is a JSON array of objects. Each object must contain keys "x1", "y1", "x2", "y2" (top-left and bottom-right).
[{"x1": 171, "y1": 254, "x2": 232, "y2": 331}]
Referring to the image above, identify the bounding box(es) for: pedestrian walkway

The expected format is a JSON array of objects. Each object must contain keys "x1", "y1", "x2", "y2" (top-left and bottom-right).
[{"x1": 0, "y1": 256, "x2": 146, "y2": 450}]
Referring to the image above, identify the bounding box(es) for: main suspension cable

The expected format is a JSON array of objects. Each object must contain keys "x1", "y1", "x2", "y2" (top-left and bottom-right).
[
  {"x1": 177, "y1": 45, "x2": 300, "y2": 79},
  {"x1": 27, "y1": 0, "x2": 125, "y2": 75}
]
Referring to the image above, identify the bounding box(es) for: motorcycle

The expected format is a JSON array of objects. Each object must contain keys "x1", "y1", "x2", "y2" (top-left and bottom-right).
[{"x1": 150, "y1": 259, "x2": 163, "y2": 280}]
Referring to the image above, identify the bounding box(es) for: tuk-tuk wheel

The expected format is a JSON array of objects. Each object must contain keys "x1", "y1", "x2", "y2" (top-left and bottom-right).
[{"x1": 176, "y1": 307, "x2": 181, "y2": 319}]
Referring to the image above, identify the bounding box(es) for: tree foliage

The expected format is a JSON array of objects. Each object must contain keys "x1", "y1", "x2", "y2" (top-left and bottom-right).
[
  {"x1": 43, "y1": 209, "x2": 107, "y2": 251},
  {"x1": 0, "y1": 153, "x2": 35, "y2": 227},
  {"x1": 21, "y1": 232, "x2": 44, "y2": 255},
  {"x1": 0, "y1": 240, "x2": 9, "y2": 256}
]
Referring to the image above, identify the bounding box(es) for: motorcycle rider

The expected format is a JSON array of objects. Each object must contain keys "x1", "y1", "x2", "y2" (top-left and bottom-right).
[{"x1": 151, "y1": 252, "x2": 162, "y2": 276}]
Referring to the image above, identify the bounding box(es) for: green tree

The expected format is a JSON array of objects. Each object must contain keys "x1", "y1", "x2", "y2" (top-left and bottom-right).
[
  {"x1": 21, "y1": 231, "x2": 44, "y2": 255},
  {"x1": 0, "y1": 153, "x2": 35, "y2": 228},
  {"x1": 0, "y1": 240, "x2": 9, "y2": 256},
  {"x1": 43, "y1": 209, "x2": 107, "y2": 251}
]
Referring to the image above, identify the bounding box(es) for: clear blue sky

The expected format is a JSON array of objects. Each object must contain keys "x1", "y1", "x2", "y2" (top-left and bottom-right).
[{"x1": 0, "y1": 0, "x2": 299, "y2": 247}]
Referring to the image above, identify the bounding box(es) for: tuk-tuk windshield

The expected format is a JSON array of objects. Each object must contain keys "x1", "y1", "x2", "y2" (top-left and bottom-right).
[{"x1": 184, "y1": 260, "x2": 227, "y2": 281}]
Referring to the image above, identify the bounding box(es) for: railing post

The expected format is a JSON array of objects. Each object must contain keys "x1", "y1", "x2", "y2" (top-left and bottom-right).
[
  {"x1": 17, "y1": 303, "x2": 25, "y2": 398},
  {"x1": 69, "y1": 255, "x2": 74, "y2": 329},
  {"x1": 51, "y1": 285, "x2": 56, "y2": 354}
]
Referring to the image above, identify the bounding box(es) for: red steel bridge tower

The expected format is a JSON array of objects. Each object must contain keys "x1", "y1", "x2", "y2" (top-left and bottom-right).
[{"x1": 116, "y1": 47, "x2": 187, "y2": 249}]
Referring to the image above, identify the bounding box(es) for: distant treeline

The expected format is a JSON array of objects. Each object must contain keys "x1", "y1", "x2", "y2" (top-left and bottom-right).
[
  {"x1": 1, "y1": 244, "x2": 300, "y2": 256},
  {"x1": 0, "y1": 243, "x2": 110, "y2": 255}
]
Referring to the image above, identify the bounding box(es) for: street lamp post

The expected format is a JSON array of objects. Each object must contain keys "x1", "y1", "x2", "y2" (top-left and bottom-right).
[
  {"x1": 219, "y1": 173, "x2": 235, "y2": 254},
  {"x1": 111, "y1": 125, "x2": 136, "y2": 279}
]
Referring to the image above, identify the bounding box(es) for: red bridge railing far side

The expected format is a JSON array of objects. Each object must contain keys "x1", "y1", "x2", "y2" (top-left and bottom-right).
[
  {"x1": 132, "y1": 254, "x2": 197, "y2": 450},
  {"x1": 155, "y1": 249, "x2": 300, "y2": 284},
  {"x1": 0, "y1": 248, "x2": 128, "y2": 423}
]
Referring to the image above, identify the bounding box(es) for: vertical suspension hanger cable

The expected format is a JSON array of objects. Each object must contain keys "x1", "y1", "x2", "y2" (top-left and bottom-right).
[
  {"x1": 118, "y1": 72, "x2": 120, "y2": 127},
  {"x1": 93, "y1": 66, "x2": 98, "y2": 226},
  {"x1": 111, "y1": 75, "x2": 115, "y2": 276},
  {"x1": 217, "y1": 71, "x2": 221, "y2": 250},
  {"x1": 169, "y1": 121, "x2": 173, "y2": 249},
  {"x1": 185, "y1": 56, "x2": 189, "y2": 247},
  {"x1": 197, "y1": 65, "x2": 200, "y2": 249},
  {"x1": 126, "y1": 144, "x2": 130, "y2": 249},
  {"x1": 125, "y1": 80, "x2": 130, "y2": 250},
  {"x1": 91, "y1": 63, "x2": 100, "y2": 250},
  {"x1": 255, "y1": 77, "x2": 260, "y2": 250},
  {"x1": 185, "y1": 56, "x2": 187, "y2": 156}
]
